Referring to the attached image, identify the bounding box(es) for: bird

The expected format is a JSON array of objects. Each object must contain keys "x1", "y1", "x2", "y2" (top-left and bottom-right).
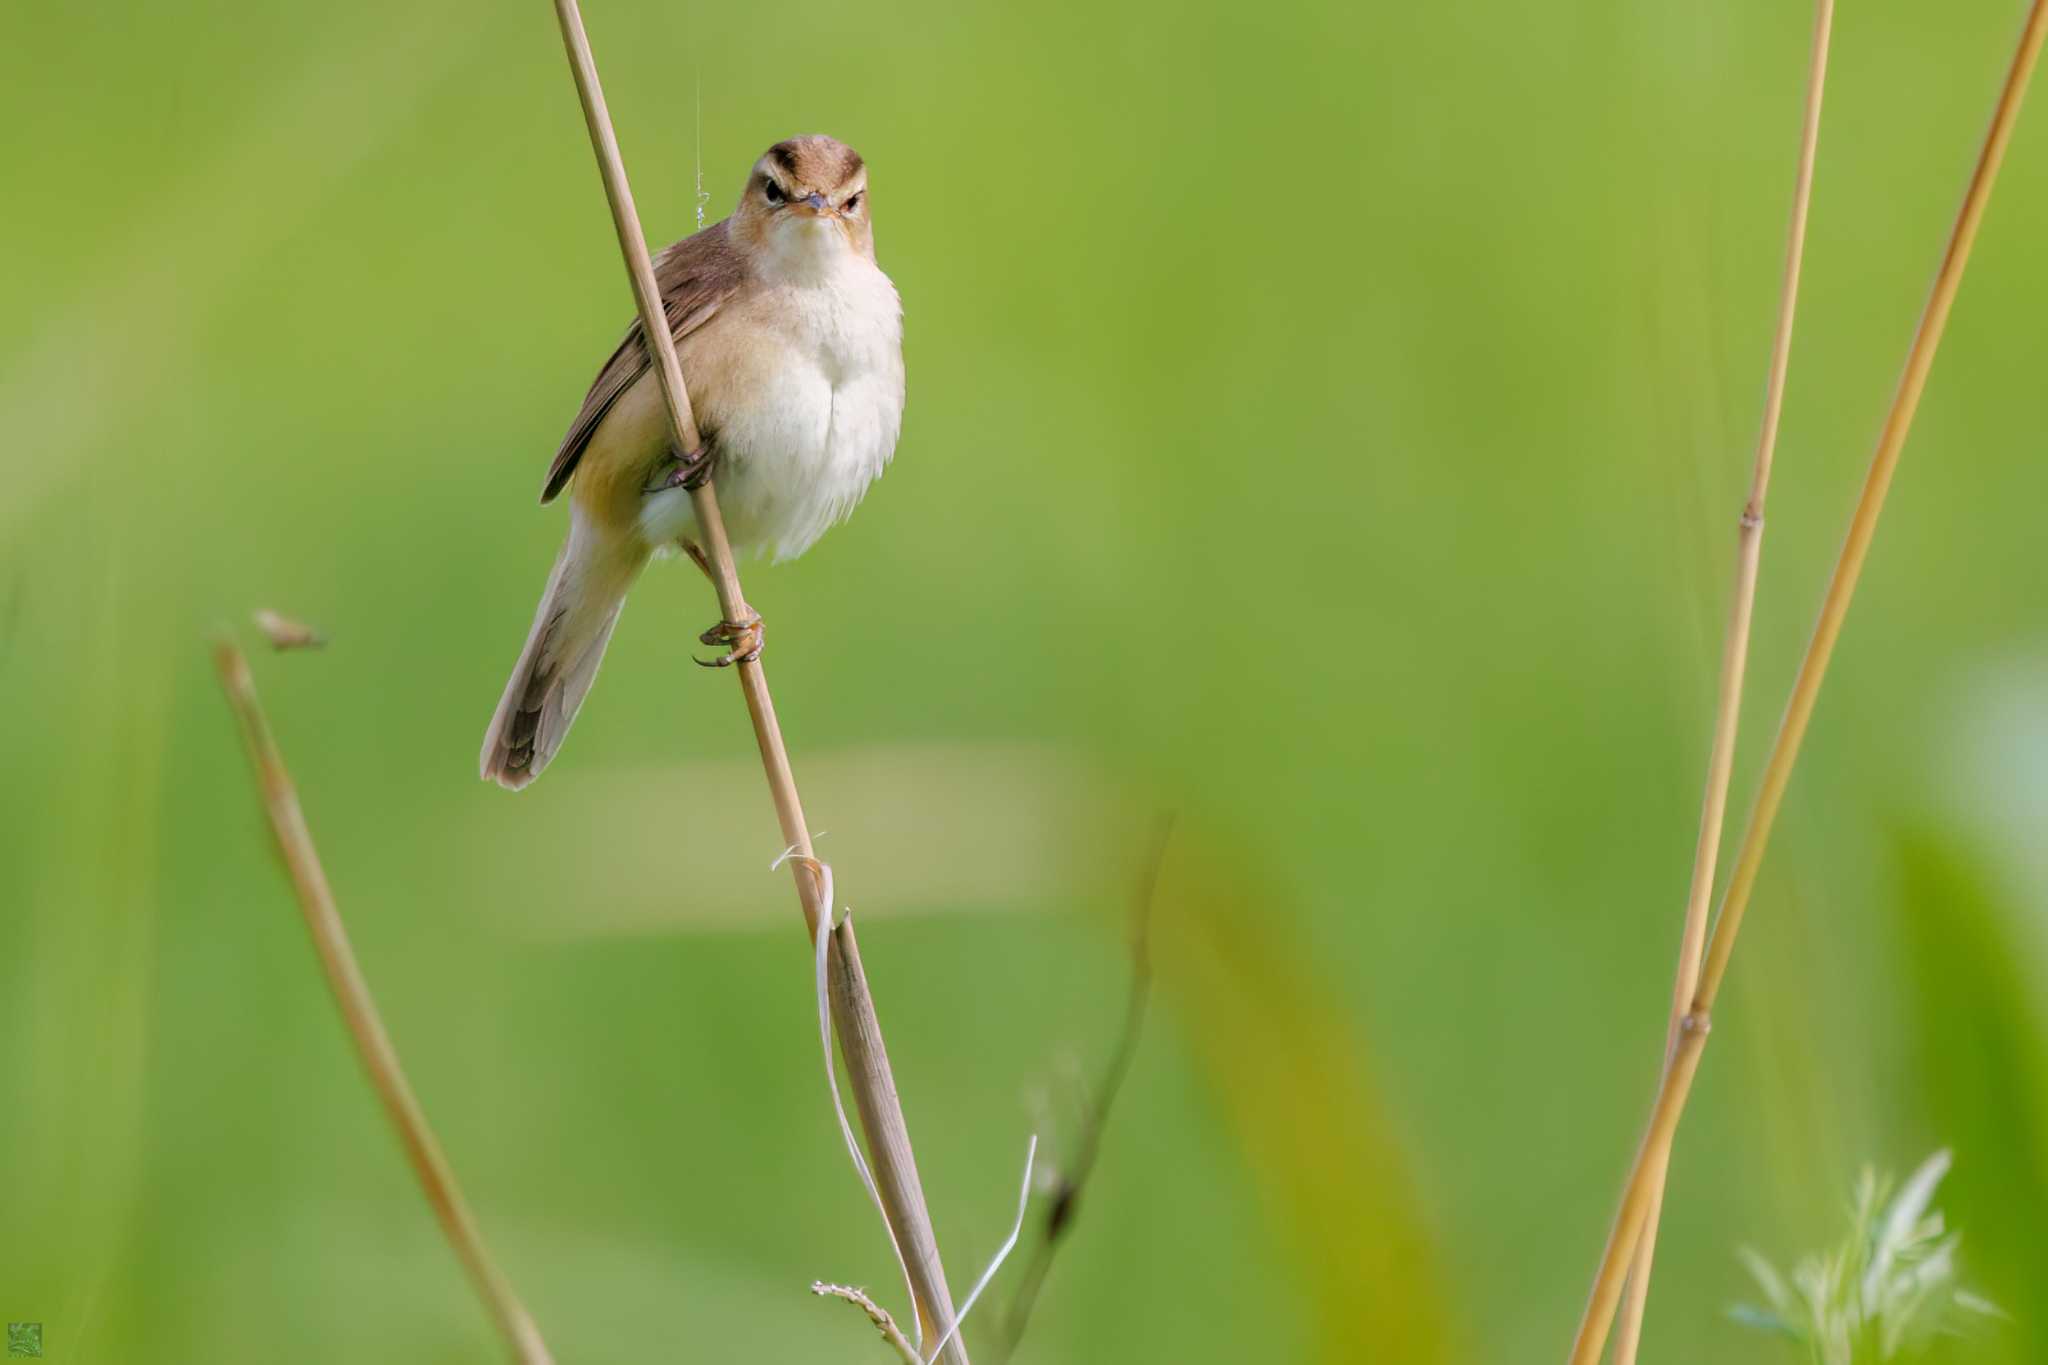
[{"x1": 479, "y1": 134, "x2": 903, "y2": 791}]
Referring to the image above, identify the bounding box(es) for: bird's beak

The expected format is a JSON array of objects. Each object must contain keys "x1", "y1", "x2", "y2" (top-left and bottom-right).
[{"x1": 801, "y1": 192, "x2": 830, "y2": 214}]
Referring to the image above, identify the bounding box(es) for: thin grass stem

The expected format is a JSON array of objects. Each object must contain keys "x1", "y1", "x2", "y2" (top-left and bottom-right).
[
  {"x1": 994, "y1": 817, "x2": 1172, "y2": 1365},
  {"x1": 813, "y1": 1283, "x2": 923, "y2": 1365}
]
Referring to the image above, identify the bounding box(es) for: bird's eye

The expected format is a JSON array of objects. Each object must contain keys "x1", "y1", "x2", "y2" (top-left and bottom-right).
[
  {"x1": 762, "y1": 179, "x2": 786, "y2": 205},
  {"x1": 843, "y1": 192, "x2": 863, "y2": 213}
]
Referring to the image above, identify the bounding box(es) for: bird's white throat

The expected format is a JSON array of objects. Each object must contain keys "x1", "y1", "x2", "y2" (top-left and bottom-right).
[{"x1": 758, "y1": 215, "x2": 858, "y2": 285}]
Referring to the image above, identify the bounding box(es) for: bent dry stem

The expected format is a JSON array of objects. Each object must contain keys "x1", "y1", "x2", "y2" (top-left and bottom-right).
[
  {"x1": 214, "y1": 639, "x2": 555, "y2": 1365},
  {"x1": 547, "y1": 0, "x2": 968, "y2": 1357},
  {"x1": 1569, "y1": 4, "x2": 2048, "y2": 1361}
]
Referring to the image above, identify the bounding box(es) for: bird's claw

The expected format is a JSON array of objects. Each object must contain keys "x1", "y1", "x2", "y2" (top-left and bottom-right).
[{"x1": 694, "y1": 612, "x2": 764, "y2": 668}]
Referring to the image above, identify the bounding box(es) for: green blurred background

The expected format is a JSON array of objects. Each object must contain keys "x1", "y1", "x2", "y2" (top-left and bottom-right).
[{"x1": 4, "y1": 0, "x2": 2046, "y2": 1360}]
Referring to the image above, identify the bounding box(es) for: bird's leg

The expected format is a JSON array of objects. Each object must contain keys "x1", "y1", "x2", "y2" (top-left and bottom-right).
[
  {"x1": 652, "y1": 441, "x2": 761, "y2": 668},
  {"x1": 678, "y1": 539, "x2": 765, "y2": 668}
]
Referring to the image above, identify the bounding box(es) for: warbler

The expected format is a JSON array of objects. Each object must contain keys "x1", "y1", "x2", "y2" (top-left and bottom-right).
[{"x1": 481, "y1": 135, "x2": 902, "y2": 790}]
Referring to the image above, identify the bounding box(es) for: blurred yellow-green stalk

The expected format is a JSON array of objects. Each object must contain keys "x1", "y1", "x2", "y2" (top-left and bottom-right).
[{"x1": 3, "y1": 1, "x2": 2046, "y2": 1361}]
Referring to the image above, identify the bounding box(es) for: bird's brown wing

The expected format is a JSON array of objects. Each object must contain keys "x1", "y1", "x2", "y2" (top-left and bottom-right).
[{"x1": 540, "y1": 219, "x2": 746, "y2": 503}]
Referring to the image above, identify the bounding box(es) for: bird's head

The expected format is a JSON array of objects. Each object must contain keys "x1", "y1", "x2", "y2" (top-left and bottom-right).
[{"x1": 731, "y1": 134, "x2": 873, "y2": 277}]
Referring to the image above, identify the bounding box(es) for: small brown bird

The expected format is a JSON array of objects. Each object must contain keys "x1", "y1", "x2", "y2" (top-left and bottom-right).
[{"x1": 480, "y1": 135, "x2": 903, "y2": 790}]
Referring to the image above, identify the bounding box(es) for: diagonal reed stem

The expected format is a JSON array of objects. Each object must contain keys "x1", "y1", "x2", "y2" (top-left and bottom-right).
[
  {"x1": 547, "y1": 3, "x2": 968, "y2": 1358},
  {"x1": 213, "y1": 639, "x2": 555, "y2": 1365},
  {"x1": 1570, "y1": 5, "x2": 2048, "y2": 1360},
  {"x1": 1611, "y1": 3, "x2": 1835, "y2": 1359}
]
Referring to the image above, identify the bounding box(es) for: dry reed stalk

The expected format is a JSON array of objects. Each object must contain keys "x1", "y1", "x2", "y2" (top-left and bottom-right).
[
  {"x1": 212, "y1": 639, "x2": 554, "y2": 1365},
  {"x1": 1569, "y1": 5, "x2": 2048, "y2": 1360},
  {"x1": 547, "y1": 3, "x2": 968, "y2": 1358},
  {"x1": 1610, "y1": 3, "x2": 1835, "y2": 1358}
]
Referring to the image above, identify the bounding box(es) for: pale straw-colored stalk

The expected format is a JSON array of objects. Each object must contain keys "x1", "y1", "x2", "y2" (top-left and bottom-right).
[
  {"x1": 213, "y1": 639, "x2": 555, "y2": 1365},
  {"x1": 1570, "y1": 5, "x2": 2048, "y2": 1360},
  {"x1": 547, "y1": 2, "x2": 968, "y2": 1358},
  {"x1": 1611, "y1": 3, "x2": 1835, "y2": 1359}
]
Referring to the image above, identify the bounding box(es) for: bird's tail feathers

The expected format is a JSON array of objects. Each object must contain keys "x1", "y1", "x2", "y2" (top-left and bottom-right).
[{"x1": 479, "y1": 515, "x2": 646, "y2": 790}]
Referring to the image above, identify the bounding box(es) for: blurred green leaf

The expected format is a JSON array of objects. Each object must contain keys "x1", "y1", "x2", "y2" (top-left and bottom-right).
[
  {"x1": 1156, "y1": 833, "x2": 1464, "y2": 1365},
  {"x1": 1890, "y1": 828, "x2": 2048, "y2": 1363}
]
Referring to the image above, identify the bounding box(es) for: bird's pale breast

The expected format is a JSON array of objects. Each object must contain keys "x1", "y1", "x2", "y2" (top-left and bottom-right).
[{"x1": 629, "y1": 253, "x2": 904, "y2": 561}]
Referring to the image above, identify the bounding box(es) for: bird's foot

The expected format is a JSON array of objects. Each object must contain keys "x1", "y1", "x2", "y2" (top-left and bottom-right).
[
  {"x1": 651, "y1": 445, "x2": 715, "y2": 493},
  {"x1": 694, "y1": 611, "x2": 764, "y2": 668}
]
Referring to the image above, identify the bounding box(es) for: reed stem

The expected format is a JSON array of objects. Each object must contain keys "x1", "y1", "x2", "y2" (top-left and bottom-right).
[
  {"x1": 547, "y1": 3, "x2": 967, "y2": 1357},
  {"x1": 1611, "y1": 2, "x2": 1834, "y2": 1357},
  {"x1": 1569, "y1": 6, "x2": 2048, "y2": 1359}
]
